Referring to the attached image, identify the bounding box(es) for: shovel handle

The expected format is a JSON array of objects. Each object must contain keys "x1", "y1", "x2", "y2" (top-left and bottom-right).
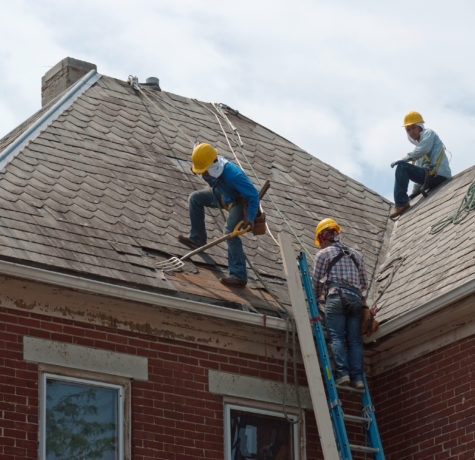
[{"x1": 180, "y1": 220, "x2": 249, "y2": 262}]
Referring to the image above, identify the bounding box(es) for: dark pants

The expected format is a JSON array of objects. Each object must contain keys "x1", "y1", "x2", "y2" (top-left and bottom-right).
[
  {"x1": 325, "y1": 292, "x2": 363, "y2": 382},
  {"x1": 188, "y1": 189, "x2": 247, "y2": 281},
  {"x1": 394, "y1": 162, "x2": 447, "y2": 206}
]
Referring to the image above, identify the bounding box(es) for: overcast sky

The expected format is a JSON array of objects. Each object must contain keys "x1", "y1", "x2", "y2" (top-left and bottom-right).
[{"x1": 1, "y1": 0, "x2": 474, "y2": 200}]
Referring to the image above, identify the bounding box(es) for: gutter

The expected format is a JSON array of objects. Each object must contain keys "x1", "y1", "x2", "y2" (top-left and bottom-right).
[
  {"x1": 0, "y1": 259, "x2": 287, "y2": 331},
  {"x1": 365, "y1": 279, "x2": 475, "y2": 342},
  {"x1": 0, "y1": 69, "x2": 101, "y2": 170}
]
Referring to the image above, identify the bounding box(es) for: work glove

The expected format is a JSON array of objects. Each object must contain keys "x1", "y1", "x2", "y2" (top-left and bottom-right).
[
  {"x1": 239, "y1": 218, "x2": 254, "y2": 232},
  {"x1": 390, "y1": 160, "x2": 407, "y2": 168}
]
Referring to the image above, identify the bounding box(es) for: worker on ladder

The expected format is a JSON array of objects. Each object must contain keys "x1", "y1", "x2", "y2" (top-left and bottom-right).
[
  {"x1": 311, "y1": 218, "x2": 368, "y2": 389},
  {"x1": 389, "y1": 111, "x2": 452, "y2": 218},
  {"x1": 178, "y1": 143, "x2": 259, "y2": 288}
]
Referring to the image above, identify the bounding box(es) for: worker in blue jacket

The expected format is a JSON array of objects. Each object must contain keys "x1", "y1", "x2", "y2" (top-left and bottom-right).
[
  {"x1": 178, "y1": 143, "x2": 259, "y2": 288},
  {"x1": 390, "y1": 111, "x2": 451, "y2": 218}
]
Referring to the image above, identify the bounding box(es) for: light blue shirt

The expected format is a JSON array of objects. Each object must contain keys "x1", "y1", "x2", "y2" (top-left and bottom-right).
[{"x1": 405, "y1": 128, "x2": 451, "y2": 178}]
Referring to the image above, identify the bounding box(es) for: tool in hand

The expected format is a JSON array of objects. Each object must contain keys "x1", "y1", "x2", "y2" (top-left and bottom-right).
[
  {"x1": 156, "y1": 220, "x2": 250, "y2": 272},
  {"x1": 156, "y1": 180, "x2": 270, "y2": 273}
]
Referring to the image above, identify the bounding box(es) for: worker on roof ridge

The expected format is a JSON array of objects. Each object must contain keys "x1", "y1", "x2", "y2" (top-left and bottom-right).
[
  {"x1": 178, "y1": 143, "x2": 259, "y2": 288},
  {"x1": 389, "y1": 111, "x2": 452, "y2": 218},
  {"x1": 311, "y1": 218, "x2": 368, "y2": 389}
]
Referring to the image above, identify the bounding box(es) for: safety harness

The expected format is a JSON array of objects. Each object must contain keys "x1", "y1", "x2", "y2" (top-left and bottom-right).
[
  {"x1": 320, "y1": 244, "x2": 361, "y2": 301},
  {"x1": 418, "y1": 147, "x2": 445, "y2": 197},
  {"x1": 320, "y1": 245, "x2": 379, "y2": 335}
]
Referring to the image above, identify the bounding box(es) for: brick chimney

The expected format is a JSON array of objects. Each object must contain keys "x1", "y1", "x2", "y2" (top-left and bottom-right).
[{"x1": 41, "y1": 57, "x2": 96, "y2": 106}]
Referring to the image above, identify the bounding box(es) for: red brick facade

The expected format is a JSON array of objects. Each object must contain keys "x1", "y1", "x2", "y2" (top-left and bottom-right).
[
  {"x1": 1, "y1": 304, "x2": 473, "y2": 459},
  {"x1": 373, "y1": 336, "x2": 474, "y2": 460},
  {"x1": 0, "y1": 306, "x2": 322, "y2": 459}
]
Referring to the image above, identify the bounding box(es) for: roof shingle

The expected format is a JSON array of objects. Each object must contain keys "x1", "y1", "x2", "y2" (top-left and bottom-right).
[{"x1": 9, "y1": 70, "x2": 470, "y2": 321}]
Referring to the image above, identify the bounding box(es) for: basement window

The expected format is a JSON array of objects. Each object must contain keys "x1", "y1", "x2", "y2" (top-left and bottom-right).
[
  {"x1": 40, "y1": 373, "x2": 124, "y2": 460},
  {"x1": 224, "y1": 404, "x2": 300, "y2": 460}
]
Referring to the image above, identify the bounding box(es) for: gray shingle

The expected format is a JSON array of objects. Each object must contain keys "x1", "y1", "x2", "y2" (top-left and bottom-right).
[
  {"x1": 3, "y1": 71, "x2": 450, "y2": 318},
  {"x1": 370, "y1": 167, "x2": 475, "y2": 320}
]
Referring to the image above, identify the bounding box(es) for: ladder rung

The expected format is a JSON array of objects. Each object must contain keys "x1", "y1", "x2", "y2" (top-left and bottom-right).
[
  {"x1": 343, "y1": 413, "x2": 372, "y2": 424},
  {"x1": 350, "y1": 444, "x2": 380, "y2": 454},
  {"x1": 336, "y1": 384, "x2": 364, "y2": 393}
]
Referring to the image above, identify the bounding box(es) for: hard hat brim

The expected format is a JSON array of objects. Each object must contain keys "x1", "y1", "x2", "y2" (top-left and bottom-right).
[
  {"x1": 192, "y1": 164, "x2": 209, "y2": 174},
  {"x1": 402, "y1": 122, "x2": 424, "y2": 127}
]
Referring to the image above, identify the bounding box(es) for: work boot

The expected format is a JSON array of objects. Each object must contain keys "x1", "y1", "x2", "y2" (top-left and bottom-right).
[
  {"x1": 178, "y1": 235, "x2": 200, "y2": 250},
  {"x1": 351, "y1": 380, "x2": 364, "y2": 390},
  {"x1": 220, "y1": 277, "x2": 247, "y2": 288},
  {"x1": 335, "y1": 375, "x2": 350, "y2": 386},
  {"x1": 389, "y1": 203, "x2": 410, "y2": 218}
]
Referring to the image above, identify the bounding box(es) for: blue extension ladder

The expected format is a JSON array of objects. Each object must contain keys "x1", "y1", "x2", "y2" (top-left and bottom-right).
[{"x1": 297, "y1": 251, "x2": 385, "y2": 460}]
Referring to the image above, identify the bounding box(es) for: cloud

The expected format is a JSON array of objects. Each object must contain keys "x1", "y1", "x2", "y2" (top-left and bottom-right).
[{"x1": 0, "y1": 0, "x2": 473, "y2": 203}]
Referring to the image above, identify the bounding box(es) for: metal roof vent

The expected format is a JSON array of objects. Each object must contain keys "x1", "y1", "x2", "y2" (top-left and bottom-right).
[{"x1": 143, "y1": 77, "x2": 161, "y2": 91}]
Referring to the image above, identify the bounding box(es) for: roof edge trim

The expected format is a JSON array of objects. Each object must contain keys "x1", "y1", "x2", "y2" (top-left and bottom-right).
[
  {"x1": 0, "y1": 69, "x2": 101, "y2": 170},
  {"x1": 365, "y1": 279, "x2": 475, "y2": 342},
  {"x1": 0, "y1": 259, "x2": 287, "y2": 331}
]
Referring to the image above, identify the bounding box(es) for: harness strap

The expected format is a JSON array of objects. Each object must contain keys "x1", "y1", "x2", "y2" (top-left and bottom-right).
[
  {"x1": 423, "y1": 147, "x2": 445, "y2": 176},
  {"x1": 328, "y1": 281, "x2": 361, "y2": 298},
  {"x1": 321, "y1": 245, "x2": 360, "y2": 299},
  {"x1": 420, "y1": 147, "x2": 445, "y2": 197},
  {"x1": 431, "y1": 147, "x2": 445, "y2": 176}
]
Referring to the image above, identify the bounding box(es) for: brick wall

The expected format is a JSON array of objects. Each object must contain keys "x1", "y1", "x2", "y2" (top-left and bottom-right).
[
  {"x1": 6, "y1": 304, "x2": 471, "y2": 459},
  {"x1": 0, "y1": 306, "x2": 323, "y2": 460},
  {"x1": 372, "y1": 335, "x2": 474, "y2": 460}
]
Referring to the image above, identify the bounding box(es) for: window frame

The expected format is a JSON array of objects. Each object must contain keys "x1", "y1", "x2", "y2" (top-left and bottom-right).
[
  {"x1": 39, "y1": 368, "x2": 127, "y2": 460},
  {"x1": 224, "y1": 402, "x2": 301, "y2": 460}
]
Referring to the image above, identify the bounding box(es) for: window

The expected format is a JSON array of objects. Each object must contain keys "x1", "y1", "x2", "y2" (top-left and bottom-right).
[
  {"x1": 40, "y1": 373, "x2": 124, "y2": 460},
  {"x1": 225, "y1": 404, "x2": 300, "y2": 460}
]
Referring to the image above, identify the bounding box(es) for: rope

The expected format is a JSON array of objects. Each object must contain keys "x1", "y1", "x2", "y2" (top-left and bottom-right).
[
  {"x1": 128, "y1": 77, "x2": 227, "y2": 235},
  {"x1": 208, "y1": 102, "x2": 314, "y2": 259},
  {"x1": 208, "y1": 104, "x2": 307, "y2": 421},
  {"x1": 429, "y1": 180, "x2": 475, "y2": 234},
  {"x1": 210, "y1": 106, "x2": 280, "y2": 247},
  {"x1": 130, "y1": 78, "x2": 305, "y2": 420}
]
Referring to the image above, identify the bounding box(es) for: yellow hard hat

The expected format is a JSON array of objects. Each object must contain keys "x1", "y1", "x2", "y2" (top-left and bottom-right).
[
  {"x1": 191, "y1": 143, "x2": 218, "y2": 174},
  {"x1": 315, "y1": 218, "x2": 341, "y2": 246},
  {"x1": 403, "y1": 111, "x2": 424, "y2": 127}
]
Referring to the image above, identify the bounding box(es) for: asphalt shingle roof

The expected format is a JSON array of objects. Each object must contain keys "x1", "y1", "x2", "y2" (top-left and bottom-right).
[
  {"x1": 1, "y1": 68, "x2": 472, "y2": 323},
  {"x1": 369, "y1": 166, "x2": 475, "y2": 322},
  {"x1": 0, "y1": 73, "x2": 392, "y2": 315}
]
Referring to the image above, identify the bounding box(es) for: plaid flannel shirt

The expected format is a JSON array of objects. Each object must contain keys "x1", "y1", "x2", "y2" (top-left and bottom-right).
[{"x1": 311, "y1": 242, "x2": 368, "y2": 300}]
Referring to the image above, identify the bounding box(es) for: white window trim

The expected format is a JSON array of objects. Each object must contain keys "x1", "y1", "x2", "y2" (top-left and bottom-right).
[
  {"x1": 40, "y1": 372, "x2": 125, "y2": 460},
  {"x1": 224, "y1": 402, "x2": 301, "y2": 460}
]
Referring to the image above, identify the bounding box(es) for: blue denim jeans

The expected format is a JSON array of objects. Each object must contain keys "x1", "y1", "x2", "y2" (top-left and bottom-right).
[
  {"x1": 394, "y1": 162, "x2": 446, "y2": 206},
  {"x1": 325, "y1": 292, "x2": 363, "y2": 382},
  {"x1": 188, "y1": 189, "x2": 247, "y2": 281}
]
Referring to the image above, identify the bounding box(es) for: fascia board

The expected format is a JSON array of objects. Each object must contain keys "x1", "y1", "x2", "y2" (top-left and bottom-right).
[
  {"x1": 364, "y1": 279, "x2": 475, "y2": 343},
  {"x1": 0, "y1": 259, "x2": 287, "y2": 331}
]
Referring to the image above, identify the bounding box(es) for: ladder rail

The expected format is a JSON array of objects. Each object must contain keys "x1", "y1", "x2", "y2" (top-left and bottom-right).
[
  {"x1": 297, "y1": 252, "x2": 353, "y2": 460},
  {"x1": 298, "y1": 250, "x2": 385, "y2": 460},
  {"x1": 278, "y1": 233, "x2": 340, "y2": 459},
  {"x1": 361, "y1": 374, "x2": 385, "y2": 460},
  {"x1": 279, "y1": 233, "x2": 385, "y2": 460}
]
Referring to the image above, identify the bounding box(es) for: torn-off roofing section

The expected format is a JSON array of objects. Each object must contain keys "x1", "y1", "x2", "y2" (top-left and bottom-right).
[{"x1": 0, "y1": 69, "x2": 393, "y2": 316}]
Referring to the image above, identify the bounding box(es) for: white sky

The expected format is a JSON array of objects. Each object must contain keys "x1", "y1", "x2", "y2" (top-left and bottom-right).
[{"x1": 1, "y1": 0, "x2": 474, "y2": 201}]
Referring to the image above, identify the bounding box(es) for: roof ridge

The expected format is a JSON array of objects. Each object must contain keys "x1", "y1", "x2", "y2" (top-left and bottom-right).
[{"x1": 0, "y1": 69, "x2": 101, "y2": 171}]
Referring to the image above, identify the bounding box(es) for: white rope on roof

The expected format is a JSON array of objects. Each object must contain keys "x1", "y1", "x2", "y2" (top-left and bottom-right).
[{"x1": 210, "y1": 102, "x2": 314, "y2": 259}]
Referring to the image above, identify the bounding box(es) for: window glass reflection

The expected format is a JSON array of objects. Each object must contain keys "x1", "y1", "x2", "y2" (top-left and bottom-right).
[{"x1": 45, "y1": 378, "x2": 118, "y2": 460}]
